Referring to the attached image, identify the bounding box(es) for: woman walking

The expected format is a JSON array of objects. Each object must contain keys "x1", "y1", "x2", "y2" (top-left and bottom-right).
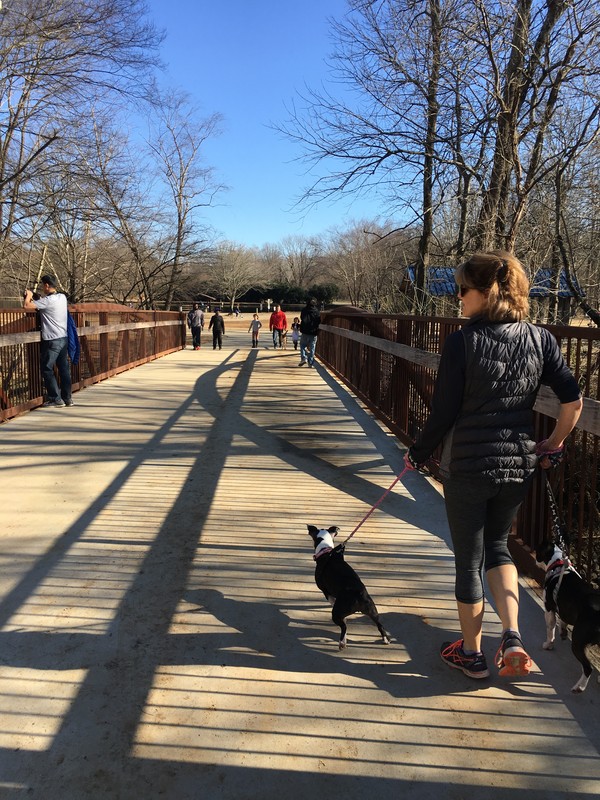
[{"x1": 405, "y1": 251, "x2": 582, "y2": 679}]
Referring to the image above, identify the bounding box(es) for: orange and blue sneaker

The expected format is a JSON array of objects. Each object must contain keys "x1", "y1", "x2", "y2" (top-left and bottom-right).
[
  {"x1": 440, "y1": 639, "x2": 490, "y2": 679},
  {"x1": 495, "y1": 630, "x2": 532, "y2": 677}
]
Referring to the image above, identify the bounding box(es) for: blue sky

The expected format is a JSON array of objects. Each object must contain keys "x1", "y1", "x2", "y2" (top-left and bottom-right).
[{"x1": 145, "y1": 0, "x2": 384, "y2": 248}]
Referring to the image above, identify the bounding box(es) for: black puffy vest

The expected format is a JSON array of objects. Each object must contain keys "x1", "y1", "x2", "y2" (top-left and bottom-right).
[{"x1": 442, "y1": 321, "x2": 543, "y2": 483}]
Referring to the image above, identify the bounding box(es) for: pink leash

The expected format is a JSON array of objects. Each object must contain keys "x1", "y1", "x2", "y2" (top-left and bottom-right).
[{"x1": 341, "y1": 464, "x2": 412, "y2": 547}]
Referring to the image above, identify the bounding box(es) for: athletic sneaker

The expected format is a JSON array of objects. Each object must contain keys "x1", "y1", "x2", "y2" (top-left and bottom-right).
[
  {"x1": 440, "y1": 639, "x2": 490, "y2": 679},
  {"x1": 495, "y1": 630, "x2": 532, "y2": 677},
  {"x1": 64, "y1": 399, "x2": 74, "y2": 406},
  {"x1": 42, "y1": 398, "x2": 65, "y2": 407},
  {"x1": 298, "y1": 360, "x2": 306, "y2": 367}
]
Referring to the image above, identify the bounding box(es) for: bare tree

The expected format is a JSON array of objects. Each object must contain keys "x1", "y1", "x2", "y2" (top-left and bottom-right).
[
  {"x1": 280, "y1": 0, "x2": 455, "y2": 303},
  {"x1": 0, "y1": 0, "x2": 161, "y2": 251},
  {"x1": 280, "y1": 235, "x2": 323, "y2": 288},
  {"x1": 472, "y1": 0, "x2": 600, "y2": 250},
  {"x1": 147, "y1": 92, "x2": 224, "y2": 309},
  {"x1": 280, "y1": 0, "x2": 600, "y2": 311},
  {"x1": 207, "y1": 242, "x2": 262, "y2": 311},
  {"x1": 256, "y1": 243, "x2": 285, "y2": 284},
  {"x1": 76, "y1": 117, "x2": 163, "y2": 307}
]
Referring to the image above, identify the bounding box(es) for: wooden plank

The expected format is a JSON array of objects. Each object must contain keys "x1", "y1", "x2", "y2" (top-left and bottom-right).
[
  {"x1": 535, "y1": 387, "x2": 599, "y2": 435},
  {"x1": 319, "y1": 324, "x2": 441, "y2": 369},
  {"x1": 0, "y1": 318, "x2": 182, "y2": 346},
  {"x1": 0, "y1": 331, "x2": 41, "y2": 345}
]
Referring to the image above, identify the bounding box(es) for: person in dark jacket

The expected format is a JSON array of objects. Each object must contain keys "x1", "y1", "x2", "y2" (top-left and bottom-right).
[
  {"x1": 299, "y1": 297, "x2": 321, "y2": 367},
  {"x1": 405, "y1": 251, "x2": 582, "y2": 680},
  {"x1": 187, "y1": 303, "x2": 204, "y2": 350},
  {"x1": 208, "y1": 309, "x2": 225, "y2": 350}
]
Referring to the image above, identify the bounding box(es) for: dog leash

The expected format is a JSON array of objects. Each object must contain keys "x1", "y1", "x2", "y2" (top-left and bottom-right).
[
  {"x1": 544, "y1": 471, "x2": 570, "y2": 556},
  {"x1": 342, "y1": 460, "x2": 431, "y2": 547},
  {"x1": 543, "y1": 471, "x2": 582, "y2": 600}
]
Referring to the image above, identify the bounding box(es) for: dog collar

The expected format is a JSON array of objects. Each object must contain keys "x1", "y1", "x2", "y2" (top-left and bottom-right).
[
  {"x1": 545, "y1": 560, "x2": 567, "y2": 586},
  {"x1": 314, "y1": 546, "x2": 332, "y2": 561}
]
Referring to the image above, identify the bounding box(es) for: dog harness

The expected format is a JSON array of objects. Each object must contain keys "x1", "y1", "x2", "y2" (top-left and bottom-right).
[{"x1": 544, "y1": 556, "x2": 581, "y2": 606}]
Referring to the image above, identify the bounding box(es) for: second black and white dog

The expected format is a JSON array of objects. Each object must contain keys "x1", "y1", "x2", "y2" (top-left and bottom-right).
[
  {"x1": 307, "y1": 525, "x2": 390, "y2": 650},
  {"x1": 535, "y1": 539, "x2": 600, "y2": 693}
]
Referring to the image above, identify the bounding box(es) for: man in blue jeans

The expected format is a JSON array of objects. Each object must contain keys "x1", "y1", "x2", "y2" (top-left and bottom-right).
[
  {"x1": 299, "y1": 297, "x2": 321, "y2": 368},
  {"x1": 23, "y1": 275, "x2": 73, "y2": 407}
]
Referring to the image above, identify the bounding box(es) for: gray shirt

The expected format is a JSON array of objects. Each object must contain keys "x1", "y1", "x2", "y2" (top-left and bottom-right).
[
  {"x1": 33, "y1": 292, "x2": 68, "y2": 340},
  {"x1": 190, "y1": 309, "x2": 204, "y2": 327}
]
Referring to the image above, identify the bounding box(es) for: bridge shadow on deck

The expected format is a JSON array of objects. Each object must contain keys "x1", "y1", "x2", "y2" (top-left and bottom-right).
[{"x1": 0, "y1": 345, "x2": 599, "y2": 799}]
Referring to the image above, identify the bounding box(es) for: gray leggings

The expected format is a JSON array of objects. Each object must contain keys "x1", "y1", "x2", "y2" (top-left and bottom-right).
[{"x1": 443, "y1": 476, "x2": 532, "y2": 604}]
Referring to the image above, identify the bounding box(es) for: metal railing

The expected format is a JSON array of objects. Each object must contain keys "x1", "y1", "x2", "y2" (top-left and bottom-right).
[
  {"x1": 318, "y1": 309, "x2": 600, "y2": 586},
  {"x1": 0, "y1": 303, "x2": 186, "y2": 422}
]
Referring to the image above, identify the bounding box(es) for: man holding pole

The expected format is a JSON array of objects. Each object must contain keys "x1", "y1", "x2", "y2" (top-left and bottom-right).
[{"x1": 23, "y1": 275, "x2": 73, "y2": 407}]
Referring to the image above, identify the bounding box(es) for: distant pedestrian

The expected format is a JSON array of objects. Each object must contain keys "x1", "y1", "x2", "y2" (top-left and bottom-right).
[
  {"x1": 187, "y1": 303, "x2": 204, "y2": 350},
  {"x1": 22, "y1": 275, "x2": 74, "y2": 407},
  {"x1": 248, "y1": 313, "x2": 262, "y2": 348},
  {"x1": 269, "y1": 304, "x2": 287, "y2": 349},
  {"x1": 299, "y1": 297, "x2": 321, "y2": 368},
  {"x1": 291, "y1": 317, "x2": 301, "y2": 350},
  {"x1": 209, "y1": 309, "x2": 225, "y2": 350}
]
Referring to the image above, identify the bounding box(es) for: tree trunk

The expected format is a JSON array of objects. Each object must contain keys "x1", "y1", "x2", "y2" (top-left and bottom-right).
[{"x1": 413, "y1": 0, "x2": 442, "y2": 312}]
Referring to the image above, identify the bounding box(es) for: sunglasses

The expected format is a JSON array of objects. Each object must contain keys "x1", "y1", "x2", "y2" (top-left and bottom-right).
[{"x1": 456, "y1": 284, "x2": 471, "y2": 297}]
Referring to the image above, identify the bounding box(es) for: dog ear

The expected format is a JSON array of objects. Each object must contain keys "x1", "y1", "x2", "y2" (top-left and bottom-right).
[{"x1": 307, "y1": 525, "x2": 318, "y2": 535}]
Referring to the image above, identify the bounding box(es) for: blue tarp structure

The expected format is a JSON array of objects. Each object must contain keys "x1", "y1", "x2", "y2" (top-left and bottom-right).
[
  {"x1": 405, "y1": 265, "x2": 583, "y2": 298},
  {"x1": 406, "y1": 266, "x2": 456, "y2": 297},
  {"x1": 529, "y1": 268, "x2": 584, "y2": 298}
]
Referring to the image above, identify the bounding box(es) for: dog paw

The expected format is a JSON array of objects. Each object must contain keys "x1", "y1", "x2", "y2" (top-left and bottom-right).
[
  {"x1": 571, "y1": 675, "x2": 590, "y2": 693},
  {"x1": 543, "y1": 641, "x2": 555, "y2": 650},
  {"x1": 382, "y1": 636, "x2": 391, "y2": 645},
  {"x1": 339, "y1": 640, "x2": 347, "y2": 650}
]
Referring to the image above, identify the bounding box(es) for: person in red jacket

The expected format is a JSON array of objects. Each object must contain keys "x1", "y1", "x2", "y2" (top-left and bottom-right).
[{"x1": 269, "y1": 304, "x2": 287, "y2": 349}]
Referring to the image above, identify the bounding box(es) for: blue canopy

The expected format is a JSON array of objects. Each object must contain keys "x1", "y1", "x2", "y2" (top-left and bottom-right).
[{"x1": 405, "y1": 265, "x2": 582, "y2": 298}]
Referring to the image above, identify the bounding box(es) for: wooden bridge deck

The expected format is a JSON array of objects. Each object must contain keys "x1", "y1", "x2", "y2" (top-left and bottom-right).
[{"x1": 1, "y1": 322, "x2": 599, "y2": 799}]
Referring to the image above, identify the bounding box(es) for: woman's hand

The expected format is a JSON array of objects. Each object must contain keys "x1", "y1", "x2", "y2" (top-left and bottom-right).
[{"x1": 535, "y1": 440, "x2": 564, "y2": 469}]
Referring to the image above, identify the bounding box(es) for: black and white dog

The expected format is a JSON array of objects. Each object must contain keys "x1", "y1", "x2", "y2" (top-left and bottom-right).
[
  {"x1": 307, "y1": 525, "x2": 390, "y2": 650},
  {"x1": 535, "y1": 539, "x2": 600, "y2": 693}
]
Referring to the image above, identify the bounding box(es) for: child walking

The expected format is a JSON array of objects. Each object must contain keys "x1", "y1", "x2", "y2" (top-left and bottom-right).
[
  {"x1": 291, "y1": 317, "x2": 301, "y2": 350},
  {"x1": 248, "y1": 313, "x2": 262, "y2": 348}
]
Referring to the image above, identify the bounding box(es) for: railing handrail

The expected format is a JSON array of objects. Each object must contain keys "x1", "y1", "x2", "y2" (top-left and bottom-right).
[
  {"x1": 319, "y1": 321, "x2": 600, "y2": 436},
  {"x1": 0, "y1": 304, "x2": 187, "y2": 423},
  {"x1": 0, "y1": 317, "x2": 182, "y2": 346}
]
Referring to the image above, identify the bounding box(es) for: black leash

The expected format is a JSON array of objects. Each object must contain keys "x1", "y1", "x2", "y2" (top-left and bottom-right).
[
  {"x1": 543, "y1": 471, "x2": 570, "y2": 556},
  {"x1": 543, "y1": 469, "x2": 584, "y2": 600}
]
